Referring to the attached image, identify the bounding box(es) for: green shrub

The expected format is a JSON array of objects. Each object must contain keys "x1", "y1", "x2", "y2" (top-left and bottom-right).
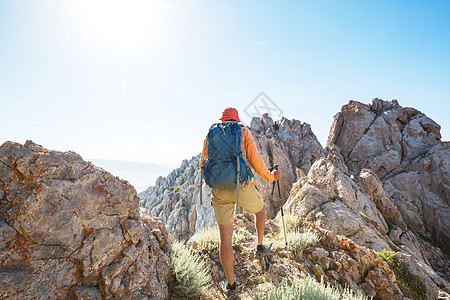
[
  {"x1": 281, "y1": 214, "x2": 303, "y2": 232},
  {"x1": 287, "y1": 230, "x2": 320, "y2": 255},
  {"x1": 375, "y1": 249, "x2": 426, "y2": 300},
  {"x1": 191, "y1": 227, "x2": 219, "y2": 252},
  {"x1": 375, "y1": 249, "x2": 399, "y2": 262},
  {"x1": 254, "y1": 276, "x2": 369, "y2": 300},
  {"x1": 168, "y1": 241, "x2": 212, "y2": 298}
]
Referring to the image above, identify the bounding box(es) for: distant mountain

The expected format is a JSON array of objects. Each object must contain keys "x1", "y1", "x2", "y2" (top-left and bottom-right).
[{"x1": 89, "y1": 159, "x2": 175, "y2": 192}]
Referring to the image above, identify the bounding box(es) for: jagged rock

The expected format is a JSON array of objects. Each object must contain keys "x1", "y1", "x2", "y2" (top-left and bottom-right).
[
  {"x1": 139, "y1": 114, "x2": 325, "y2": 240},
  {"x1": 0, "y1": 141, "x2": 171, "y2": 299},
  {"x1": 283, "y1": 156, "x2": 449, "y2": 298},
  {"x1": 284, "y1": 158, "x2": 390, "y2": 250},
  {"x1": 383, "y1": 142, "x2": 450, "y2": 249},
  {"x1": 189, "y1": 213, "x2": 404, "y2": 300},
  {"x1": 139, "y1": 154, "x2": 215, "y2": 241},
  {"x1": 327, "y1": 98, "x2": 449, "y2": 251},
  {"x1": 136, "y1": 100, "x2": 448, "y2": 298},
  {"x1": 251, "y1": 114, "x2": 326, "y2": 219},
  {"x1": 356, "y1": 168, "x2": 406, "y2": 230},
  {"x1": 327, "y1": 99, "x2": 441, "y2": 177}
]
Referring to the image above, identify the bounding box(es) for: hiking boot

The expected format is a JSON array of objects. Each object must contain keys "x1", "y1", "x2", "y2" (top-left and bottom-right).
[
  {"x1": 218, "y1": 279, "x2": 237, "y2": 299},
  {"x1": 255, "y1": 244, "x2": 271, "y2": 258}
]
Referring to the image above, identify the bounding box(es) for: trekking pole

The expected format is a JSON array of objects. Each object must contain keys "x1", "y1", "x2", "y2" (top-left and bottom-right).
[
  {"x1": 199, "y1": 168, "x2": 203, "y2": 206},
  {"x1": 273, "y1": 165, "x2": 288, "y2": 248}
]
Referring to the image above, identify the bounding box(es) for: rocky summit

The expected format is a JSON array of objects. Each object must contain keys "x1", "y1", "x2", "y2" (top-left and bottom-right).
[
  {"x1": 327, "y1": 98, "x2": 449, "y2": 250},
  {"x1": 140, "y1": 98, "x2": 448, "y2": 299},
  {"x1": 1, "y1": 98, "x2": 449, "y2": 299}
]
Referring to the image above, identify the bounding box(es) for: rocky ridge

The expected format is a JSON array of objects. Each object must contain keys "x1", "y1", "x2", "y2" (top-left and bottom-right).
[
  {"x1": 0, "y1": 98, "x2": 448, "y2": 299},
  {"x1": 283, "y1": 156, "x2": 449, "y2": 299},
  {"x1": 141, "y1": 98, "x2": 449, "y2": 299},
  {"x1": 0, "y1": 141, "x2": 172, "y2": 299},
  {"x1": 139, "y1": 114, "x2": 325, "y2": 240}
]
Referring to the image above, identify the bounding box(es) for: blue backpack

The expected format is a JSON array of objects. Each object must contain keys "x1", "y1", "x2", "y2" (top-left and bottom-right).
[{"x1": 201, "y1": 121, "x2": 253, "y2": 191}]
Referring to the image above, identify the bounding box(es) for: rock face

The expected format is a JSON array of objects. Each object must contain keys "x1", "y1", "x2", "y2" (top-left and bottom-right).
[
  {"x1": 326, "y1": 98, "x2": 449, "y2": 250},
  {"x1": 284, "y1": 156, "x2": 449, "y2": 299},
  {"x1": 139, "y1": 154, "x2": 214, "y2": 241},
  {"x1": 0, "y1": 141, "x2": 171, "y2": 299},
  {"x1": 139, "y1": 114, "x2": 325, "y2": 240}
]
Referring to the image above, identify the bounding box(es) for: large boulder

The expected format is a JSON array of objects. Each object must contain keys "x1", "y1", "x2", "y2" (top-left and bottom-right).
[
  {"x1": 283, "y1": 157, "x2": 449, "y2": 299},
  {"x1": 327, "y1": 98, "x2": 449, "y2": 250},
  {"x1": 0, "y1": 141, "x2": 171, "y2": 299}
]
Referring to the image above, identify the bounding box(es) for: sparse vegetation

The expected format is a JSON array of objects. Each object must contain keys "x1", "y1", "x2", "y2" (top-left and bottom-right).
[
  {"x1": 315, "y1": 211, "x2": 325, "y2": 220},
  {"x1": 192, "y1": 226, "x2": 253, "y2": 253},
  {"x1": 280, "y1": 213, "x2": 303, "y2": 232},
  {"x1": 168, "y1": 241, "x2": 212, "y2": 298},
  {"x1": 375, "y1": 249, "x2": 426, "y2": 300},
  {"x1": 287, "y1": 230, "x2": 320, "y2": 255},
  {"x1": 375, "y1": 249, "x2": 399, "y2": 262},
  {"x1": 254, "y1": 276, "x2": 370, "y2": 300},
  {"x1": 191, "y1": 227, "x2": 219, "y2": 252}
]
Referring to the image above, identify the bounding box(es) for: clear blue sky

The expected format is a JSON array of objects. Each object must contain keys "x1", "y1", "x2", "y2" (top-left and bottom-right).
[{"x1": 1, "y1": 0, "x2": 449, "y2": 168}]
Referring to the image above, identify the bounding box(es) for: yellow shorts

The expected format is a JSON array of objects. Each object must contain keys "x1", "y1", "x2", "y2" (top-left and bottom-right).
[{"x1": 211, "y1": 182, "x2": 264, "y2": 225}]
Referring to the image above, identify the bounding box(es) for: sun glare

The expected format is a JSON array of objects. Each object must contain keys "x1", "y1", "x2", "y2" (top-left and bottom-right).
[{"x1": 72, "y1": 0, "x2": 168, "y2": 54}]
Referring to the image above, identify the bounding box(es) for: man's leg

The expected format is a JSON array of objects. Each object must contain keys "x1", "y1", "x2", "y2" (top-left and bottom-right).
[
  {"x1": 218, "y1": 223, "x2": 234, "y2": 285},
  {"x1": 255, "y1": 204, "x2": 266, "y2": 245}
]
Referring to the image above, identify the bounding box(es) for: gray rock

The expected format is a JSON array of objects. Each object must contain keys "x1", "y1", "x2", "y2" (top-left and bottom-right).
[
  {"x1": 326, "y1": 98, "x2": 449, "y2": 294},
  {"x1": 283, "y1": 155, "x2": 449, "y2": 295},
  {"x1": 0, "y1": 141, "x2": 171, "y2": 299}
]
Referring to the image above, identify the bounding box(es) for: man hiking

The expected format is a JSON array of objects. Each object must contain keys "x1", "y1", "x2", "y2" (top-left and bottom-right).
[{"x1": 199, "y1": 107, "x2": 281, "y2": 297}]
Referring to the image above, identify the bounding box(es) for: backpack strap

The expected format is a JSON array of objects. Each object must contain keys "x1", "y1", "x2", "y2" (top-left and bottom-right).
[
  {"x1": 235, "y1": 155, "x2": 240, "y2": 214},
  {"x1": 238, "y1": 126, "x2": 252, "y2": 186}
]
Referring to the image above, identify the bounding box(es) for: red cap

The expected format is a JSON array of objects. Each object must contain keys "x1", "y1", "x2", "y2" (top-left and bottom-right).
[{"x1": 219, "y1": 107, "x2": 240, "y2": 122}]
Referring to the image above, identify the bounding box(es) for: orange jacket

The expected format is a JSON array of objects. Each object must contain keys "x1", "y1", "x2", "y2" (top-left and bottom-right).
[{"x1": 200, "y1": 126, "x2": 275, "y2": 183}]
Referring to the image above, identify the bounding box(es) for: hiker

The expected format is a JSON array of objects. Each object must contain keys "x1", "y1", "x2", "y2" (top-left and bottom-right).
[{"x1": 199, "y1": 107, "x2": 281, "y2": 297}]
